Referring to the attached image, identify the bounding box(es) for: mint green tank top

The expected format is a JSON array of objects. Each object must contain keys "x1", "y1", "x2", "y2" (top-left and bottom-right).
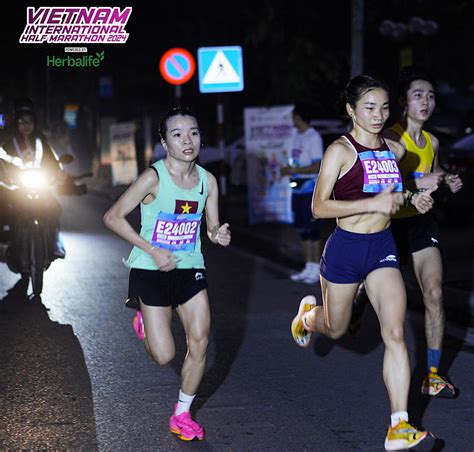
[{"x1": 126, "y1": 159, "x2": 208, "y2": 270}]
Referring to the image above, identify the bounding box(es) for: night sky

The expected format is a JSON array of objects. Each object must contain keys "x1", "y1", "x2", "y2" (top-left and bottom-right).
[{"x1": 1, "y1": 1, "x2": 473, "y2": 145}]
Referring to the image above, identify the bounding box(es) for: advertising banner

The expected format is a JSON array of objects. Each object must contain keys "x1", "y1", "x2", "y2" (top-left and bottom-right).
[
  {"x1": 110, "y1": 121, "x2": 137, "y2": 186},
  {"x1": 244, "y1": 105, "x2": 295, "y2": 224}
]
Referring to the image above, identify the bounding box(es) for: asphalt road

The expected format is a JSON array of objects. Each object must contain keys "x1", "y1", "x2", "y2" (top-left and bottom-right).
[{"x1": 0, "y1": 193, "x2": 473, "y2": 451}]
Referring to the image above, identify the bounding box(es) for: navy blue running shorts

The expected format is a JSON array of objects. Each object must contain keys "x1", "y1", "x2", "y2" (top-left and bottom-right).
[
  {"x1": 391, "y1": 213, "x2": 440, "y2": 265},
  {"x1": 320, "y1": 226, "x2": 399, "y2": 284},
  {"x1": 128, "y1": 268, "x2": 208, "y2": 308}
]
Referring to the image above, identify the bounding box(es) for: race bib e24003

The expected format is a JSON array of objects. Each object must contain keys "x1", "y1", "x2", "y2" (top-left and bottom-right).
[
  {"x1": 151, "y1": 212, "x2": 202, "y2": 252},
  {"x1": 359, "y1": 150, "x2": 403, "y2": 193}
]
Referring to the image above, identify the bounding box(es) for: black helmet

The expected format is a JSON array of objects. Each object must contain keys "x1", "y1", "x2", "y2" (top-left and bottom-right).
[
  {"x1": 13, "y1": 97, "x2": 37, "y2": 125},
  {"x1": 13, "y1": 97, "x2": 35, "y2": 115}
]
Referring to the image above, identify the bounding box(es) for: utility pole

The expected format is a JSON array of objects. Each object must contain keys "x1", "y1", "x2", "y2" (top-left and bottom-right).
[{"x1": 351, "y1": 0, "x2": 364, "y2": 77}]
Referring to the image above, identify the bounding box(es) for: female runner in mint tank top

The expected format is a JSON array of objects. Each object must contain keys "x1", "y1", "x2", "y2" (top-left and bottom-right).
[
  {"x1": 290, "y1": 75, "x2": 436, "y2": 450},
  {"x1": 103, "y1": 107, "x2": 231, "y2": 442}
]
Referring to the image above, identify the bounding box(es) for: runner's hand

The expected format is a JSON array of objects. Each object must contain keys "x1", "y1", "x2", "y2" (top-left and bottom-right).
[
  {"x1": 214, "y1": 223, "x2": 231, "y2": 247},
  {"x1": 149, "y1": 247, "x2": 178, "y2": 271},
  {"x1": 445, "y1": 173, "x2": 463, "y2": 193},
  {"x1": 372, "y1": 185, "x2": 404, "y2": 215},
  {"x1": 417, "y1": 171, "x2": 444, "y2": 190},
  {"x1": 412, "y1": 187, "x2": 436, "y2": 214}
]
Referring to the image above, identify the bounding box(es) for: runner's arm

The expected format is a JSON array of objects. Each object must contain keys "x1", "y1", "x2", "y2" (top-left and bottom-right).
[
  {"x1": 281, "y1": 161, "x2": 321, "y2": 176},
  {"x1": 103, "y1": 169, "x2": 160, "y2": 253},
  {"x1": 430, "y1": 133, "x2": 463, "y2": 193},
  {"x1": 103, "y1": 169, "x2": 177, "y2": 270},
  {"x1": 205, "y1": 171, "x2": 231, "y2": 246}
]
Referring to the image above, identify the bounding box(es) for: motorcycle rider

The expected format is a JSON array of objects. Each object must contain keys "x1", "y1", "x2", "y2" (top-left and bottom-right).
[
  {"x1": 0, "y1": 99, "x2": 66, "y2": 275},
  {"x1": 1, "y1": 100, "x2": 63, "y2": 173}
]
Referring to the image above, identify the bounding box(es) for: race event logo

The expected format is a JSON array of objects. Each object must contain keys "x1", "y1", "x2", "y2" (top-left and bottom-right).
[{"x1": 19, "y1": 6, "x2": 132, "y2": 44}]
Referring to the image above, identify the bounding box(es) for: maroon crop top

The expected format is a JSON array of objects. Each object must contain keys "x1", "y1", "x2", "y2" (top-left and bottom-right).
[{"x1": 332, "y1": 133, "x2": 403, "y2": 201}]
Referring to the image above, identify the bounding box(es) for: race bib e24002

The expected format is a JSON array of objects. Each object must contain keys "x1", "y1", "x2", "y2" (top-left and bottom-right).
[
  {"x1": 151, "y1": 212, "x2": 202, "y2": 252},
  {"x1": 359, "y1": 150, "x2": 403, "y2": 193}
]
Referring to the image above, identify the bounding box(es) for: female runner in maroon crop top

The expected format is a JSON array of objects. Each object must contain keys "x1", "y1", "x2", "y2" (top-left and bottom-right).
[{"x1": 290, "y1": 75, "x2": 436, "y2": 450}]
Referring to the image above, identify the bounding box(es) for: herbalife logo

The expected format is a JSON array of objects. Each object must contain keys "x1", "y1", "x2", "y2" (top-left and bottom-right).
[{"x1": 47, "y1": 51, "x2": 105, "y2": 67}]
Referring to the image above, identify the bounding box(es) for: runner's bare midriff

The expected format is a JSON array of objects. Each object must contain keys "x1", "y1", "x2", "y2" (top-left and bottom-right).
[{"x1": 337, "y1": 212, "x2": 391, "y2": 234}]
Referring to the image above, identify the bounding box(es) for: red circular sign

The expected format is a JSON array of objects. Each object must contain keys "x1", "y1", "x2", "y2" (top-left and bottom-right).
[{"x1": 159, "y1": 48, "x2": 195, "y2": 85}]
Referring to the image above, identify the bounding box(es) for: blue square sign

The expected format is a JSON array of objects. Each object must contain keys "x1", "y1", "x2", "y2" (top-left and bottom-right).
[{"x1": 198, "y1": 46, "x2": 244, "y2": 93}]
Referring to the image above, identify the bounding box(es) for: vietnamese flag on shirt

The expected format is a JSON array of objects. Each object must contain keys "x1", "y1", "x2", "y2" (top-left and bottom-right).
[{"x1": 175, "y1": 200, "x2": 198, "y2": 214}]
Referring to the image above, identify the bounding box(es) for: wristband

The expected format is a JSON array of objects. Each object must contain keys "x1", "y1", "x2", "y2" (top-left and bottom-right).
[
  {"x1": 405, "y1": 190, "x2": 414, "y2": 207},
  {"x1": 406, "y1": 189, "x2": 426, "y2": 206}
]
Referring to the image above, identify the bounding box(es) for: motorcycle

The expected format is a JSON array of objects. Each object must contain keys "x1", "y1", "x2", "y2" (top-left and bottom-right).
[{"x1": 0, "y1": 153, "x2": 90, "y2": 296}]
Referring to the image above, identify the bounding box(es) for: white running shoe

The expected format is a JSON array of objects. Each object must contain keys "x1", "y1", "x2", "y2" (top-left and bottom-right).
[
  {"x1": 302, "y1": 263, "x2": 320, "y2": 285},
  {"x1": 290, "y1": 263, "x2": 311, "y2": 282}
]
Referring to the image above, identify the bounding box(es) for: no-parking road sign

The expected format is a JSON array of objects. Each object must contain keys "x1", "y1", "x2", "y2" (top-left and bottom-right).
[{"x1": 159, "y1": 48, "x2": 196, "y2": 85}]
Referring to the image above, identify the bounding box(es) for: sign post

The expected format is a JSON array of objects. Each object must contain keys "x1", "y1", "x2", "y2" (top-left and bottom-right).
[{"x1": 197, "y1": 46, "x2": 244, "y2": 200}]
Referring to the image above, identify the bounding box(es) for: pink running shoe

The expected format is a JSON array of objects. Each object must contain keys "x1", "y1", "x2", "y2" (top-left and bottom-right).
[
  {"x1": 132, "y1": 311, "x2": 145, "y2": 340},
  {"x1": 169, "y1": 404, "x2": 204, "y2": 441}
]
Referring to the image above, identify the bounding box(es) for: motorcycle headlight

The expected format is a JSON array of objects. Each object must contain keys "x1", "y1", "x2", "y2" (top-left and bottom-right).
[{"x1": 20, "y1": 169, "x2": 46, "y2": 189}]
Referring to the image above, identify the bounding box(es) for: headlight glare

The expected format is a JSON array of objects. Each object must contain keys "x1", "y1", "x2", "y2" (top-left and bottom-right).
[{"x1": 20, "y1": 170, "x2": 46, "y2": 189}]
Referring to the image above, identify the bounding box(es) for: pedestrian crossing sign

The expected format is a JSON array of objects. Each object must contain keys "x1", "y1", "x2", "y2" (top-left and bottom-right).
[{"x1": 198, "y1": 46, "x2": 244, "y2": 93}]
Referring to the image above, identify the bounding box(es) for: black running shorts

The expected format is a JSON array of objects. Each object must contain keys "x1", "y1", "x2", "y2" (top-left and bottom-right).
[
  {"x1": 391, "y1": 213, "x2": 440, "y2": 265},
  {"x1": 128, "y1": 268, "x2": 208, "y2": 308}
]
